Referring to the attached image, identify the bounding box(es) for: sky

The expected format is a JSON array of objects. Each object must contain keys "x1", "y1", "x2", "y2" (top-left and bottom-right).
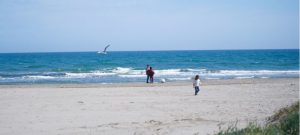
[{"x1": 0, "y1": 0, "x2": 298, "y2": 52}]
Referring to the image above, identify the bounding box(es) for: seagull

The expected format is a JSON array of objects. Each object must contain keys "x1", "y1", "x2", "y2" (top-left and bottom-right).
[{"x1": 98, "y1": 44, "x2": 110, "y2": 54}]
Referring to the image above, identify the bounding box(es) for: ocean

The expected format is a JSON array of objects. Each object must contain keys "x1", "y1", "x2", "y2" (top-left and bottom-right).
[{"x1": 0, "y1": 49, "x2": 298, "y2": 84}]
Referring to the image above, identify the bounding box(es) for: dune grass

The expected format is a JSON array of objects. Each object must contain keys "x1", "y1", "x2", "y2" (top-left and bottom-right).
[{"x1": 217, "y1": 102, "x2": 299, "y2": 135}]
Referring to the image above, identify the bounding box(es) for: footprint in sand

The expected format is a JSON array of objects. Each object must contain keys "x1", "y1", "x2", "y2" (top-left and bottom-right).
[
  {"x1": 145, "y1": 120, "x2": 162, "y2": 125},
  {"x1": 78, "y1": 101, "x2": 84, "y2": 104}
]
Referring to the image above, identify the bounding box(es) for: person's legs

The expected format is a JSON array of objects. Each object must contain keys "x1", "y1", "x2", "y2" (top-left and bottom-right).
[
  {"x1": 146, "y1": 75, "x2": 150, "y2": 83},
  {"x1": 195, "y1": 86, "x2": 200, "y2": 95},
  {"x1": 150, "y1": 76, "x2": 153, "y2": 83}
]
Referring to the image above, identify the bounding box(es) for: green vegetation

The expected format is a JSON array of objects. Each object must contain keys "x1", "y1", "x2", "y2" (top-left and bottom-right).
[{"x1": 217, "y1": 102, "x2": 299, "y2": 135}]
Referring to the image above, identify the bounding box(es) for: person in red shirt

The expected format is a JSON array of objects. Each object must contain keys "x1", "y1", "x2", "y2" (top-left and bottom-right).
[{"x1": 147, "y1": 67, "x2": 155, "y2": 83}]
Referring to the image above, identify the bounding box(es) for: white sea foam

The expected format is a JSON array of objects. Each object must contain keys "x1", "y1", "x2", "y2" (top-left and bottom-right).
[
  {"x1": 206, "y1": 77, "x2": 221, "y2": 80},
  {"x1": 113, "y1": 68, "x2": 189, "y2": 76},
  {"x1": 112, "y1": 67, "x2": 133, "y2": 74},
  {"x1": 1, "y1": 69, "x2": 298, "y2": 84},
  {"x1": 180, "y1": 68, "x2": 207, "y2": 72},
  {"x1": 235, "y1": 76, "x2": 255, "y2": 79},
  {"x1": 65, "y1": 72, "x2": 116, "y2": 78},
  {"x1": 100, "y1": 83, "x2": 113, "y2": 84},
  {"x1": 23, "y1": 75, "x2": 56, "y2": 79},
  {"x1": 154, "y1": 69, "x2": 182, "y2": 76},
  {"x1": 118, "y1": 75, "x2": 145, "y2": 78},
  {"x1": 166, "y1": 77, "x2": 192, "y2": 81},
  {"x1": 126, "y1": 70, "x2": 144, "y2": 75},
  {"x1": 218, "y1": 70, "x2": 299, "y2": 75},
  {"x1": 33, "y1": 69, "x2": 300, "y2": 80},
  {"x1": 92, "y1": 71, "x2": 117, "y2": 76}
]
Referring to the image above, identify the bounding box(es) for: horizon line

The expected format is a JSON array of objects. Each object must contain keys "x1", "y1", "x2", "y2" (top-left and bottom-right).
[{"x1": 0, "y1": 48, "x2": 299, "y2": 54}]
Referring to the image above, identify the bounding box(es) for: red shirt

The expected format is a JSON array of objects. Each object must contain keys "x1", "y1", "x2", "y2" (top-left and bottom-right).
[{"x1": 147, "y1": 69, "x2": 154, "y2": 76}]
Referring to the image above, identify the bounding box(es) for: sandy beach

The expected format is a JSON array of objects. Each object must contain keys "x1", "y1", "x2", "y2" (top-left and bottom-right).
[{"x1": 0, "y1": 78, "x2": 298, "y2": 135}]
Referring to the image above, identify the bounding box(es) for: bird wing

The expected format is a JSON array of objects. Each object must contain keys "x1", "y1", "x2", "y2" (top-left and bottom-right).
[{"x1": 103, "y1": 45, "x2": 110, "y2": 52}]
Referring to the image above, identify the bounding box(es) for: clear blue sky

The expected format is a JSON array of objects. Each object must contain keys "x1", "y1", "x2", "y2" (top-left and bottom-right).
[{"x1": 0, "y1": 0, "x2": 298, "y2": 52}]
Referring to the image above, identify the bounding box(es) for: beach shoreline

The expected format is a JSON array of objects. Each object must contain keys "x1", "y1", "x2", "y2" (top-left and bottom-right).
[
  {"x1": 0, "y1": 77, "x2": 298, "y2": 88},
  {"x1": 0, "y1": 78, "x2": 298, "y2": 135}
]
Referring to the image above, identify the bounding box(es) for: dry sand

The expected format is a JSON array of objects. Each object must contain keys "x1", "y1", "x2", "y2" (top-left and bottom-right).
[{"x1": 0, "y1": 78, "x2": 298, "y2": 135}]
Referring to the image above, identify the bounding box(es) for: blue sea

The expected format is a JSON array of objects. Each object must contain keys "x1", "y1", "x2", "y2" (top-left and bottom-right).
[{"x1": 0, "y1": 49, "x2": 299, "y2": 84}]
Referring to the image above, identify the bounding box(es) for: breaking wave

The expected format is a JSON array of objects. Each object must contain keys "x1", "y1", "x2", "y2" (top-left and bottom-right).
[{"x1": 0, "y1": 67, "x2": 299, "y2": 84}]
